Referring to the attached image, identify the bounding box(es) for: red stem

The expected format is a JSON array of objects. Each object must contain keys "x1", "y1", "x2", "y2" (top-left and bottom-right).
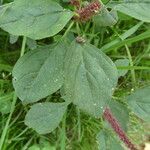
[{"x1": 103, "y1": 107, "x2": 138, "y2": 150}]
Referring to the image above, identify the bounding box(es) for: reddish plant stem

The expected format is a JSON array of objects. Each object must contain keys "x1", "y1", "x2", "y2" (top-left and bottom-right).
[{"x1": 103, "y1": 107, "x2": 138, "y2": 150}]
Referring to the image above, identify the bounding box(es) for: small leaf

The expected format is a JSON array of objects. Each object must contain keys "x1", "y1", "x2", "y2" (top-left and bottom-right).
[
  {"x1": 96, "y1": 130, "x2": 123, "y2": 150},
  {"x1": 13, "y1": 41, "x2": 67, "y2": 103},
  {"x1": 9, "y1": 34, "x2": 19, "y2": 44},
  {"x1": 26, "y1": 38, "x2": 37, "y2": 50},
  {"x1": 25, "y1": 102, "x2": 67, "y2": 134},
  {"x1": 108, "y1": 1, "x2": 150, "y2": 22},
  {"x1": 94, "y1": 6, "x2": 118, "y2": 27},
  {"x1": 127, "y1": 86, "x2": 150, "y2": 122},
  {"x1": 28, "y1": 139, "x2": 56, "y2": 150},
  {"x1": 109, "y1": 100, "x2": 129, "y2": 131},
  {"x1": 0, "y1": 0, "x2": 73, "y2": 39},
  {"x1": 115, "y1": 59, "x2": 129, "y2": 77},
  {"x1": 63, "y1": 41, "x2": 118, "y2": 118}
]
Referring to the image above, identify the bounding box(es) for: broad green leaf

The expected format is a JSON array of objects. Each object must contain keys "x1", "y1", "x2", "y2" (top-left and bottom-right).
[
  {"x1": 25, "y1": 102, "x2": 67, "y2": 134},
  {"x1": 0, "y1": 0, "x2": 73, "y2": 39},
  {"x1": 109, "y1": 100, "x2": 129, "y2": 131},
  {"x1": 127, "y1": 86, "x2": 150, "y2": 122},
  {"x1": 96, "y1": 130, "x2": 123, "y2": 150},
  {"x1": 115, "y1": 59, "x2": 129, "y2": 77},
  {"x1": 108, "y1": 1, "x2": 150, "y2": 22},
  {"x1": 62, "y1": 41, "x2": 118, "y2": 118},
  {"x1": 13, "y1": 41, "x2": 67, "y2": 103},
  {"x1": 94, "y1": 6, "x2": 118, "y2": 27},
  {"x1": 0, "y1": 92, "x2": 13, "y2": 114}
]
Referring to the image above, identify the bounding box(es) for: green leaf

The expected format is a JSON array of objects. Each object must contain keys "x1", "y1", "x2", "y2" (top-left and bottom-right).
[
  {"x1": 63, "y1": 41, "x2": 118, "y2": 118},
  {"x1": 96, "y1": 130, "x2": 123, "y2": 150},
  {"x1": 25, "y1": 102, "x2": 67, "y2": 134},
  {"x1": 109, "y1": 100, "x2": 129, "y2": 131},
  {"x1": 0, "y1": 0, "x2": 73, "y2": 39},
  {"x1": 26, "y1": 38, "x2": 37, "y2": 50},
  {"x1": 0, "y1": 3, "x2": 12, "y2": 15},
  {"x1": 9, "y1": 34, "x2": 19, "y2": 44},
  {"x1": 127, "y1": 86, "x2": 150, "y2": 122},
  {"x1": 28, "y1": 140, "x2": 56, "y2": 150},
  {"x1": 94, "y1": 6, "x2": 118, "y2": 27},
  {"x1": 109, "y1": 0, "x2": 150, "y2": 22},
  {"x1": 115, "y1": 59, "x2": 129, "y2": 77},
  {"x1": 28, "y1": 145, "x2": 40, "y2": 150},
  {"x1": 13, "y1": 41, "x2": 67, "y2": 103}
]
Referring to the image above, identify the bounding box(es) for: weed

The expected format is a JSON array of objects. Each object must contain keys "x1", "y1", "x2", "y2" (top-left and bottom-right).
[{"x1": 0, "y1": 0, "x2": 150, "y2": 150}]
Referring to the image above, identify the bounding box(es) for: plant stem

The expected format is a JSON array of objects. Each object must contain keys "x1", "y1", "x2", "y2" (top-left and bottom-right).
[
  {"x1": 103, "y1": 107, "x2": 138, "y2": 150},
  {"x1": 111, "y1": 29, "x2": 136, "y2": 87},
  {"x1": 125, "y1": 44, "x2": 136, "y2": 88},
  {"x1": 89, "y1": 23, "x2": 96, "y2": 42},
  {"x1": 22, "y1": 137, "x2": 33, "y2": 150},
  {"x1": 77, "y1": 107, "x2": 81, "y2": 142},
  {"x1": 0, "y1": 94, "x2": 17, "y2": 150},
  {"x1": 76, "y1": 22, "x2": 81, "y2": 35},
  {"x1": 62, "y1": 22, "x2": 74, "y2": 38},
  {"x1": 20, "y1": 36, "x2": 27, "y2": 57},
  {"x1": 0, "y1": 36, "x2": 27, "y2": 150},
  {"x1": 60, "y1": 112, "x2": 67, "y2": 150}
]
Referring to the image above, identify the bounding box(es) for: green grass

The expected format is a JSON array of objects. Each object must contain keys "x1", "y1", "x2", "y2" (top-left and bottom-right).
[{"x1": 0, "y1": 1, "x2": 150, "y2": 150}]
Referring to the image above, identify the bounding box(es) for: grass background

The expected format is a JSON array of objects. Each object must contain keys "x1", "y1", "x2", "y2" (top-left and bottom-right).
[{"x1": 0, "y1": 0, "x2": 150, "y2": 149}]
